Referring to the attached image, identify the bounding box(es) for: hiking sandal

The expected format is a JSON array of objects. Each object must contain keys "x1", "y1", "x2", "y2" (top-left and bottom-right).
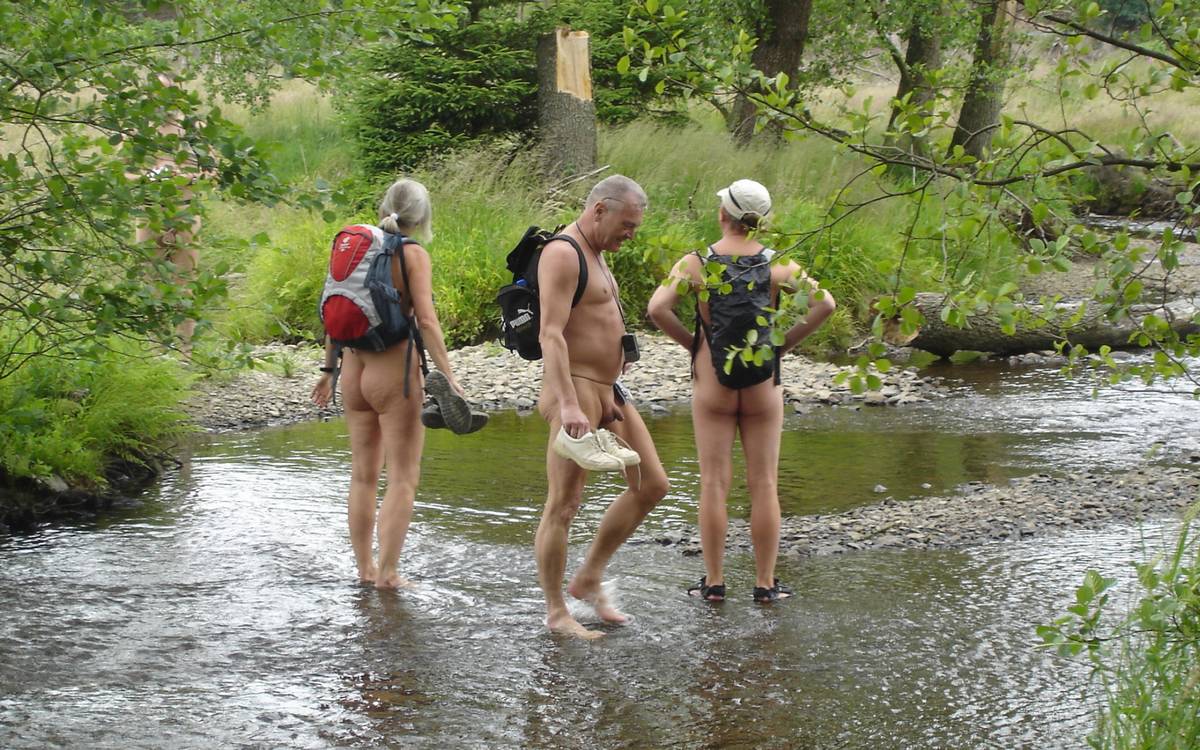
[
  {"x1": 752, "y1": 579, "x2": 793, "y2": 604},
  {"x1": 687, "y1": 576, "x2": 726, "y2": 602}
]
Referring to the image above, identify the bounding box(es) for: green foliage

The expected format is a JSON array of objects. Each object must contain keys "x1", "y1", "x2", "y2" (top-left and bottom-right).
[
  {"x1": 624, "y1": 0, "x2": 1200, "y2": 393},
  {"x1": 0, "y1": 0, "x2": 463, "y2": 383},
  {"x1": 1039, "y1": 509, "x2": 1200, "y2": 748},
  {"x1": 227, "y1": 214, "x2": 342, "y2": 344},
  {"x1": 0, "y1": 333, "x2": 189, "y2": 487},
  {"x1": 343, "y1": 0, "x2": 682, "y2": 174},
  {"x1": 527, "y1": 0, "x2": 681, "y2": 124},
  {"x1": 342, "y1": 18, "x2": 536, "y2": 174}
]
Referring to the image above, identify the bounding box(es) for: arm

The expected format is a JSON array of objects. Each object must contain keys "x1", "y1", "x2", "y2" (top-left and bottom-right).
[
  {"x1": 538, "y1": 241, "x2": 590, "y2": 438},
  {"x1": 404, "y1": 244, "x2": 465, "y2": 395},
  {"x1": 647, "y1": 255, "x2": 699, "y2": 350},
  {"x1": 780, "y1": 263, "x2": 837, "y2": 354},
  {"x1": 310, "y1": 334, "x2": 336, "y2": 407}
]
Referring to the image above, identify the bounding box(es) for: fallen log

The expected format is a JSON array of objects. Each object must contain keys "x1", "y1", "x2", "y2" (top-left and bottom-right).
[{"x1": 896, "y1": 292, "x2": 1200, "y2": 356}]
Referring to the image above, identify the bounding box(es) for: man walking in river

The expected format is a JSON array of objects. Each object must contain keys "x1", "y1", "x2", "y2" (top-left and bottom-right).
[{"x1": 535, "y1": 175, "x2": 669, "y2": 639}]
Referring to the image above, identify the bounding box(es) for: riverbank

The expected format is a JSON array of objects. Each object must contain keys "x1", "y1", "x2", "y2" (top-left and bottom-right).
[
  {"x1": 650, "y1": 464, "x2": 1200, "y2": 558},
  {"x1": 185, "y1": 333, "x2": 947, "y2": 432}
]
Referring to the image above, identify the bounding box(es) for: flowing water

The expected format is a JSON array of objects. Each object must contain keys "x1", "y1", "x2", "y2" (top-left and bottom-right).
[{"x1": 1, "y1": 359, "x2": 1197, "y2": 748}]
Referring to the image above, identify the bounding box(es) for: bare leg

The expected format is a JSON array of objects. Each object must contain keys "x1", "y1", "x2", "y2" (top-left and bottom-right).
[
  {"x1": 691, "y1": 390, "x2": 738, "y2": 589},
  {"x1": 135, "y1": 216, "x2": 200, "y2": 358},
  {"x1": 357, "y1": 347, "x2": 424, "y2": 589},
  {"x1": 687, "y1": 339, "x2": 741, "y2": 590},
  {"x1": 535, "y1": 379, "x2": 609, "y2": 639},
  {"x1": 738, "y1": 380, "x2": 785, "y2": 590},
  {"x1": 342, "y1": 354, "x2": 383, "y2": 584},
  {"x1": 568, "y1": 402, "x2": 669, "y2": 623},
  {"x1": 537, "y1": 435, "x2": 601, "y2": 638}
]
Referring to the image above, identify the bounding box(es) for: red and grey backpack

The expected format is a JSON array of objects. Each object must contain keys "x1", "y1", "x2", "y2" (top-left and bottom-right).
[{"x1": 318, "y1": 224, "x2": 426, "y2": 395}]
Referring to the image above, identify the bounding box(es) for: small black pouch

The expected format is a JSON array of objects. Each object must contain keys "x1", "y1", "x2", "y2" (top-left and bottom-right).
[{"x1": 621, "y1": 333, "x2": 640, "y2": 363}]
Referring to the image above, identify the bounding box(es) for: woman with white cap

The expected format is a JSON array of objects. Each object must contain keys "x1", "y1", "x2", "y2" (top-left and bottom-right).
[{"x1": 648, "y1": 179, "x2": 836, "y2": 603}]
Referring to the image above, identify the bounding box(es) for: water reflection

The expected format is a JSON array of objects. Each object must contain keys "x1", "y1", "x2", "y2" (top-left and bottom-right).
[
  {"x1": 3, "y1": 360, "x2": 1198, "y2": 747},
  {"x1": 0, "y1": 452, "x2": 1178, "y2": 748}
]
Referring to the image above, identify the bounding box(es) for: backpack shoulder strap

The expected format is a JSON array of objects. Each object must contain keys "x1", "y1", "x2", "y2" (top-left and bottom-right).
[
  {"x1": 548, "y1": 234, "x2": 588, "y2": 308},
  {"x1": 386, "y1": 233, "x2": 429, "y2": 384}
]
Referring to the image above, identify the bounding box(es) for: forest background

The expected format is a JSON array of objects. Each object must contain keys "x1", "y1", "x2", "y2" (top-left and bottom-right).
[{"x1": 3, "y1": 1, "x2": 1200, "y2": 745}]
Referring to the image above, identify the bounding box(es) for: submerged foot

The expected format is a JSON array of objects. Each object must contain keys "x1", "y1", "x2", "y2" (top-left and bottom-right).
[
  {"x1": 375, "y1": 573, "x2": 413, "y2": 590},
  {"x1": 357, "y1": 564, "x2": 378, "y2": 586},
  {"x1": 546, "y1": 613, "x2": 604, "y2": 640},
  {"x1": 567, "y1": 576, "x2": 630, "y2": 625}
]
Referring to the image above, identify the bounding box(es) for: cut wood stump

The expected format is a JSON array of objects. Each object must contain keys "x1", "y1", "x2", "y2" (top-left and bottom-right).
[{"x1": 536, "y1": 28, "x2": 596, "y2": 176}]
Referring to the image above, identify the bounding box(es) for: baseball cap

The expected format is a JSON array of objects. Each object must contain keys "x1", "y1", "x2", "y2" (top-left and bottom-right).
[{"x1": 717, "y1": 179, "x2": 772, "y2": 223}]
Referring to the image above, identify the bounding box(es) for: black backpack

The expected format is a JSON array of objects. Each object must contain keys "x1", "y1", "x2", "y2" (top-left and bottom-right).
[
  {"x1": 496, "y1": 226, "x2": 587, "y2": 360},
  {"x1": 693, "y1": 247, "x2": 780, "y2": 389}
]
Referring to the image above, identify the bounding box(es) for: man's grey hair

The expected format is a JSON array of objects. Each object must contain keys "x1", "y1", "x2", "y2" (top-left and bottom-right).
[{"x1": 584, "y1": 174, "x2": 647, "y2": 211}]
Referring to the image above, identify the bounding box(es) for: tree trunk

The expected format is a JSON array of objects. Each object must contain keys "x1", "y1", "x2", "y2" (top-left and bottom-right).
[
  {"x1": 947, "y1": 0, "x2": 1013, "y2": 160},
  {"x1": 730, "y1": 0, "x2": 813, "y2": 145},
  {"x1": 885, "y1": 9, "x2": 943, "y2": 164},
  {"x1": 895, "y1": 292, "x2": 1200, "y2": 356},
  {"x1": 536, "y1": 28, "x2": 597, "y2": 176}
]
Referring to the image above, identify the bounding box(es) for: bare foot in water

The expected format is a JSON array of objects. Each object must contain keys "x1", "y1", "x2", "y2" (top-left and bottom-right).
[
  {"x1": 568, "y1": 576, "x2": 630, "y2": 625},
  {"x1": 375, "y1": 573, "x2": 413, "y2": 590},
  {"x1": 546, "y1": 612, "x2": 604, "y2": 640},
  {"x1": 357, "y1": 564, "x2": 378, "y2": 586}
]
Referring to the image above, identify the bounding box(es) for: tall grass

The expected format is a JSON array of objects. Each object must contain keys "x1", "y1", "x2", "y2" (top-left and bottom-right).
[
  {"x1": 0, "y1": 333, "x2": 190, "y2": 487},
  {"x1": 1040, "y1": 506, "x2": 1200, "y2": 749}
]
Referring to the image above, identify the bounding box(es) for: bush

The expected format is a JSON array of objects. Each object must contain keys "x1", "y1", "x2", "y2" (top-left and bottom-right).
[
  {"x1": 1039, "y1": 508, "x2": 1200, "y2": 749},
  {"x1": 226, "y1": 212, "x2": 347, "y2": 344},
  {"x1": 0, "y1": 333, "x2": 189, "y2": 487},
  {"x1": 342, "y1": 18, "x2": 537, "y2": 174}
]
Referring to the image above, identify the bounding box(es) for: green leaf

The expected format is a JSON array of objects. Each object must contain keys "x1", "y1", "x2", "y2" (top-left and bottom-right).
[{"x1": 907, "y1": 350, "x2": 941, "y2": 368}]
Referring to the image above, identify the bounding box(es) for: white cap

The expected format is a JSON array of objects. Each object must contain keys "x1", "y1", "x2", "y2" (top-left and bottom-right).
[{"x1": 717, "y1": 179, "x2": 772, "y2": 224}]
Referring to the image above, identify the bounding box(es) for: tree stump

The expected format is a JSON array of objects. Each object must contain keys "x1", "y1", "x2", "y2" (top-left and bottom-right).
[{"x1": 537, "y1": 28, "x2": 596, "y2": 176}]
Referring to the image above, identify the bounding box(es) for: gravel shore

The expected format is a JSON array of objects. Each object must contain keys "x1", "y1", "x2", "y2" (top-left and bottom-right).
[
  {"x1": 185, "y1": 334, "x2": 1199, "y2": 554},
  {"x1": 186, "y1": 333, "x2": 945, "y2": 432},
  {"x1": 648, "y1": 465, "x2": 1200, "y2": 558}
]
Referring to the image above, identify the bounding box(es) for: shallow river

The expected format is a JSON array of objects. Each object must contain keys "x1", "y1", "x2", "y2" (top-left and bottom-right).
[{"x1": 1, "y1": 359, "x2": 1197, "y2": 748}]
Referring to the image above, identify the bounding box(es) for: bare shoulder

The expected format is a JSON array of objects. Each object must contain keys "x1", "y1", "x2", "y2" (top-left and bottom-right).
[
  {"x1": 772, "y1": 258, "x2": 805, "y2": 290},
  {"x1": 400, "y1": 241, "x2": 430, "y2": 267},
  {"x1": 671, "y1": 251, "x2": 704, "y2": 281},
  {"x1": 540, "y1": 236, "x2": 584, "y2": 277}
]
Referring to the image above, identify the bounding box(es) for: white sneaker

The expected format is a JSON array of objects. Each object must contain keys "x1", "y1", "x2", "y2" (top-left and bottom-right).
[
  {"x1": 553, "y1": 428, "x2": 625, "y2": 471},
  {"x1": 595, "y1": 429, "x2": 640, "y2": 466}
]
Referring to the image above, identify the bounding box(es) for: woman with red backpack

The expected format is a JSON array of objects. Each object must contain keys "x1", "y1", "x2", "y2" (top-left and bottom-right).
[
  {"x1": 647, "y1": 179, "x2": 836, "y2": 604},
  {"x1": 311, "y1": 178, "x2": 481, "y2": 589}
]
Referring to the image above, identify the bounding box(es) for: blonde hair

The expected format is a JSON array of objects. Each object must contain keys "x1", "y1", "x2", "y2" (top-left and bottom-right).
[{"x1": 378, "y1": 178, "x2": 432, "y2": 243}]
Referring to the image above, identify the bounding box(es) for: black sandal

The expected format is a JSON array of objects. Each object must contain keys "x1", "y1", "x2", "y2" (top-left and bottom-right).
[
  {"x1": 687, "y1": 576, "x2": 726, "y2": 602},
  {"x1": 753, "y1": 578, "x2": 793, "y2": 603}
]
